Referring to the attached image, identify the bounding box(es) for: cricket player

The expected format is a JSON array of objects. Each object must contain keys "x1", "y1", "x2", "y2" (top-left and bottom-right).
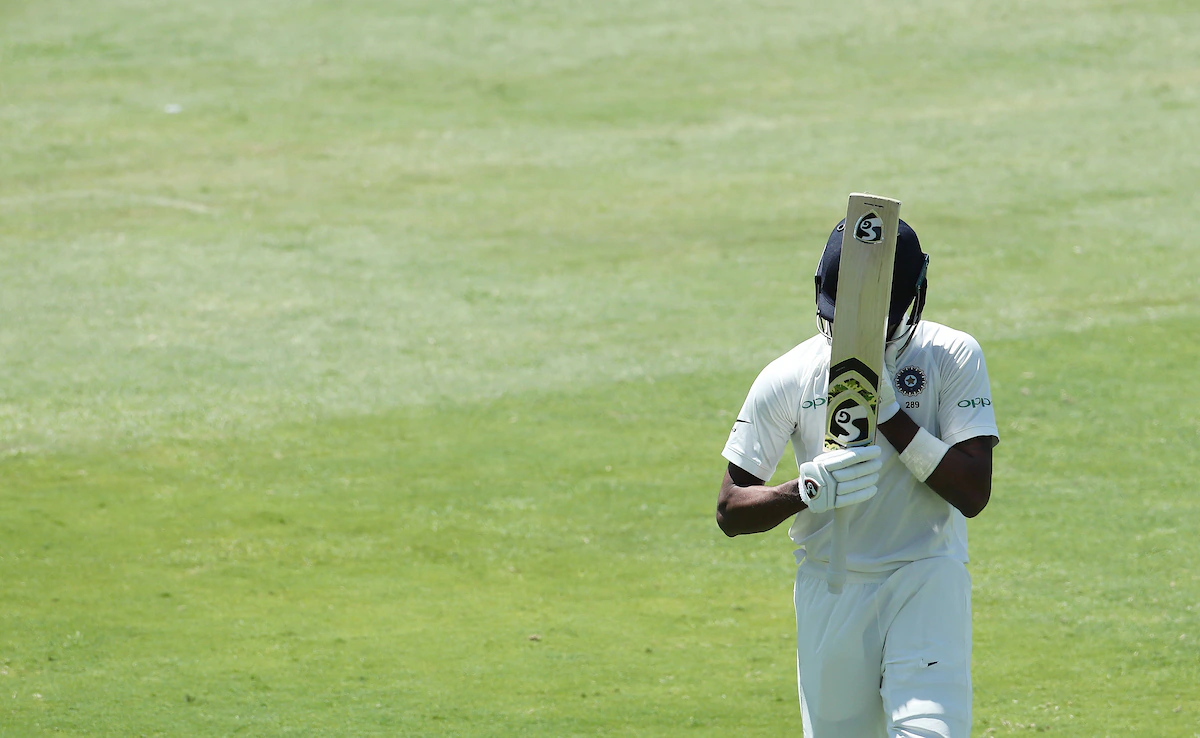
[{"x1": 717, "y1": 217, "x2": 998, "y2": 737}]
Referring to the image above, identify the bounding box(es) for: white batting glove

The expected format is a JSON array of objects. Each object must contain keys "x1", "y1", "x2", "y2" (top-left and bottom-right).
[
  {"x1": 877, "y1": 370, "x2": 900, "y2": 424},
  {"x1": 798, "y1": 445, "x2": 883, "y2": 515},
  {"x1": 884, "y1": 339, "x2": 903, "y2": 380},
  {"x1": 879, "y1": 342, "x2": 901, "y2": 424}
]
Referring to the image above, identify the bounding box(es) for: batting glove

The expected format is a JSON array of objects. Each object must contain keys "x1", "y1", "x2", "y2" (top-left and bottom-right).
[
  {"x1": 798, "y1": 445, "x2": 883, "y2": 515},
  {"x1": 877, "y1": 371, "x2": 900, "y2": 424},
  {"x1": 879, "y1": 342, "x2": 902, "y2": 424}
]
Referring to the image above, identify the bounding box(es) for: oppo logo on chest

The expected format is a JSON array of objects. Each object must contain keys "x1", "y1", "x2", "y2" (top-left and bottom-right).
[{"x1": 801, "y1": 397, "x2": 828, "y2": 409}]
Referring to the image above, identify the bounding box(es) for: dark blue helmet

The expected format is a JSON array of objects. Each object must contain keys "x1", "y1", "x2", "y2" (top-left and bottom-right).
[{"x1": 814, "y1": 217, "x2": 929, "y2": 336}]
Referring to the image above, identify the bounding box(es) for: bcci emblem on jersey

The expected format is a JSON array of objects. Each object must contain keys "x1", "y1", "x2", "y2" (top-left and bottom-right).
[{"x1": 895, "y1": 366, "x2": 927, "y2": 397}]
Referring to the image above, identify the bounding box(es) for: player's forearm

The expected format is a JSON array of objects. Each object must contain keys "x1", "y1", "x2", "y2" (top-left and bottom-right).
[
  {"x1": 925, "y1": 443, "x2": 992, "y2": 517},
  {"x1": 879, "y1": 413, "x2": 993, "y2": 518},
  {"x1": 716, "y1": 472, "x2": 805, "y2": 537}
]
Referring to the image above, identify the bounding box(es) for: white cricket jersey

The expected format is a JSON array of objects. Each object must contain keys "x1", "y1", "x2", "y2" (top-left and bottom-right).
[{"x1": 722, "y1": 321, "x2": 999, "y2": 573}]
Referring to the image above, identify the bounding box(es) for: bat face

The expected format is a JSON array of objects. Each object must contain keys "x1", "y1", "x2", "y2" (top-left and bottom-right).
[
  {"x1": 823, "y1": 194, "x2": 901, "y2": 453},
  {"x1": 825, "y1": 358, "x2": 879, "y2": 449},
  {"x1": 823, "y1": 192, "x2": 901, "y2": 593}
]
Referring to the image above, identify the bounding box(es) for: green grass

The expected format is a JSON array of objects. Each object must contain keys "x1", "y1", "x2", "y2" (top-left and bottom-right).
[{"x1": 2, "y1": 0, "x2": 1200, "y2": 734}]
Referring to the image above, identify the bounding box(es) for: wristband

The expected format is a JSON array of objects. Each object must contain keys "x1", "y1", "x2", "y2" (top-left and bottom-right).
[{"x1": 899, "y1": 427, "x2": 950, "y2": 482}]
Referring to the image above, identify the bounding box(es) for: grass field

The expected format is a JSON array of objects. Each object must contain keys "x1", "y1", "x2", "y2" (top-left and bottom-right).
[{"x1": 2, "y1": 0, "x2": 1199, "y2": 735}]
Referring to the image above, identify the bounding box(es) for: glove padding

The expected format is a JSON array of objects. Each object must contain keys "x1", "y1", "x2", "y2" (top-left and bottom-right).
[
  {"x1": 798, "y1": 445, "x2": 883, "y2": 515},
  {"x1": 879, "y1": 341, "x2": 902, "y2": 424}
]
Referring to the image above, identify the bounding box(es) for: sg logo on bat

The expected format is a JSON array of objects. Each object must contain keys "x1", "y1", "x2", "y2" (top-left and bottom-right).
[
  {"x1": 825, "y1": 358, "x2": 879, "y2": 451},
  {"x1": 829, "y1": 401, "x2": 870, "y2": 446},
  {"x1": 853, "y1": 211, "x2": 885, "y2": 244}
]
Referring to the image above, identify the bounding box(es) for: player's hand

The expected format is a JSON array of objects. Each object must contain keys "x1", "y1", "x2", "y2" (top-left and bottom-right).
[
  {"x1": 798, "y1": 446, "x2": 883, "y2": 515},
  {"x1": 886, "y1": 338, "x2": 906, "y2": 375},
  {"x1": 877, "y1": 370, "x2": 900, "y2": 424},
  {"x1": 879, "y1": 341, "x2": 901, "y2": 424}
]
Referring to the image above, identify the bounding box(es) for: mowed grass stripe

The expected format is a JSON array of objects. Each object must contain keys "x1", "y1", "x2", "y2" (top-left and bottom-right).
[
  {"x1": 0, "y1": 368, "x2": 797, "y2": 735},
  {"x1": 2, "y1": 317, "x2": 1198, "y2": 735},
  {"x1": 3, "y1": 0, "x2": 1199, "y2": 453},
  {"x1": 975, "y1": 317, "x2": 1200, "y2": 735}
]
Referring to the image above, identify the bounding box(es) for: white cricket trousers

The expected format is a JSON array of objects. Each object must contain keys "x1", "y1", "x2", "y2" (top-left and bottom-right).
[{"x1": 794, "y1": 556, "x2": 972, "y2": 738}]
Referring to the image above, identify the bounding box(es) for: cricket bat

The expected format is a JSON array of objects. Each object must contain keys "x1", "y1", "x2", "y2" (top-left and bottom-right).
[{"x1": 823, "y1": 193, "x2": 901, "y2": 593}]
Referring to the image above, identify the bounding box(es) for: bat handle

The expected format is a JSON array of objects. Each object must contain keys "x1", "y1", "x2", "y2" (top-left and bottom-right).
[{"x1": 828, "y1": 508, "x2": 848, "y2": 594}]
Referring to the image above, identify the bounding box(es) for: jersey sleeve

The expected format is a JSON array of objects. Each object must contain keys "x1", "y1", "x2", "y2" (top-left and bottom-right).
[
  {"x1": 936, "y1": 332, "x2": 1000, "y2": 446},
  {"x1": 722, "y1": 360, "x2": 798, "y2": 482}
]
